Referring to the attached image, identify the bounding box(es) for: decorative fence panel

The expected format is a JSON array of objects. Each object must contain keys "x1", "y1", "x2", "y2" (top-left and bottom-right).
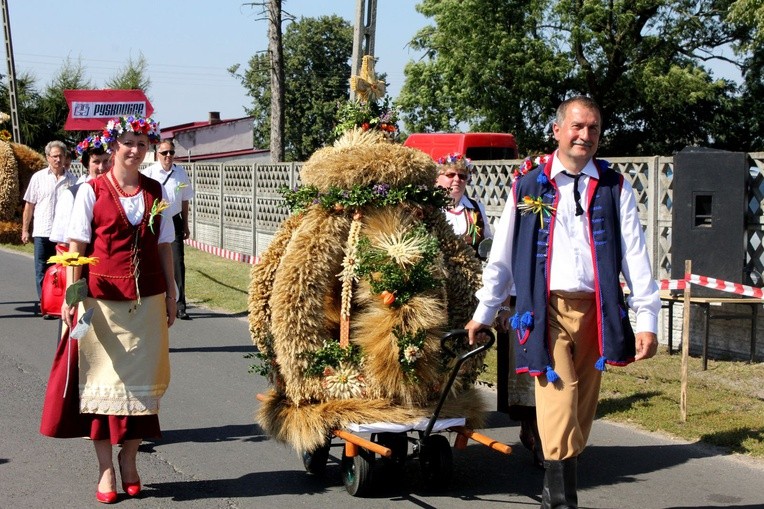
[{"x1": 68, "y1": 152, "x2": 764, "y2": 285}]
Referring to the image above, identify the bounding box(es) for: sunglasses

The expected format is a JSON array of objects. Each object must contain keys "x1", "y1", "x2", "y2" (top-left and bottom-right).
[
  {"x1": 444, "y1": 172, "x2": 470, "y2": 181},
  {"x1": 159, "y1": 150, "x2": 175, "y2": 156}
]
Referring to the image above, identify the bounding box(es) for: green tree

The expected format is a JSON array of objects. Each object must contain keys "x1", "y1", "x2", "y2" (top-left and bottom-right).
[
  {"x1": 230, "y1": 15, "x2": 353, "y2": 161},
  {"x1": 0, "y1": 71, "x2": 45, "y2": 150},
  {"x1": 400, "y1": 0, "x2": 753, "y2": 155},
  {"x1": 39, "y1": 56, "x2": 93, "y2": 148},
  {"x1": 105, "y1": 52, "x2": 151, "y2": 93}
]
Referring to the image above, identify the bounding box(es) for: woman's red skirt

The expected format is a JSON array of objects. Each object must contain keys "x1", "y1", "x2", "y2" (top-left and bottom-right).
[{"x1": 40, "y1": 326, "x2": 161, "y2": 445}]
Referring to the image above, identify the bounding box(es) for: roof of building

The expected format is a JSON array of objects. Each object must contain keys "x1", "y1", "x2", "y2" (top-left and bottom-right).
[{"x1": 160, "y1": 115, "x2": 254, "y2": 139}]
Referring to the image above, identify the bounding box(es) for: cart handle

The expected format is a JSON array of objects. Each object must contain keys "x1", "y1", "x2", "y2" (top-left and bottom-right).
[
  {"x1": 440, "y1": 328, "x2": 496, "y2": 360},
  {"x1": 424, "y1": 328, "x2": 495, "y2": 438}
]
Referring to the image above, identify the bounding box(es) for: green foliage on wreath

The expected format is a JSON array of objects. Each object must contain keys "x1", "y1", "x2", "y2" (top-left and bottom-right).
[
  {"x1": 333, "y1": 96, "x2": 398, "y2": 139},
  {"x1": 394, "y1": 327, "x2": 427, "y2": 379},
  {"x1": 279, "y1": 182, "x2": 449, "y2": 214},
  {"x1": 304, "y1": 340, "x2": 362, "y2": 377},
  {"x1": 355, "y1": 224, "x2": 441, "y2": 306},
  {"x1": 245, "y1": 333, "x2": 275, "y2": 378}
]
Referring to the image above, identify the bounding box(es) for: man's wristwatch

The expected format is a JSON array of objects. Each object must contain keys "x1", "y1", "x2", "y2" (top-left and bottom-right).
[{"x1": 499, "y1": 306, "x2": 512, "y2": 313}]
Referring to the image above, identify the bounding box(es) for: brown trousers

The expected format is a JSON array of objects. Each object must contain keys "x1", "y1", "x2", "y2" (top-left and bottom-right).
[{"x1": 535, "y1": 291, "x2": 602, "y2": 460}]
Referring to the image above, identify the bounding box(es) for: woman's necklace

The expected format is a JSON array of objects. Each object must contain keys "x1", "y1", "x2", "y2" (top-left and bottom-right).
[{"x1": 109, "y1": 170, "x2": 141, "y2": 198}]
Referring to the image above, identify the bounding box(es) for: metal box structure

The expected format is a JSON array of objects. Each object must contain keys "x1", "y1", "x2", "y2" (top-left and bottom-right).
[{"x1": 671, "y1": 147, "x2": 748, "y2": 297}]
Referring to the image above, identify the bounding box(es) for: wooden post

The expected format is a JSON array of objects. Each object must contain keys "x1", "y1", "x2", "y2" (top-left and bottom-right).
[{"x1": 680, "y1": 260, "x2": 691, "y2": 422}]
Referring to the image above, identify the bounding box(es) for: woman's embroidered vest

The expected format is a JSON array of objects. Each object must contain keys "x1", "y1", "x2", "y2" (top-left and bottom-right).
[
  {"x1": 511, "y1": 158, "x2": 635, "y2": 377},
  {"x1": 464, "y1": 196, "x2": 487, "y2": 259},
  {"x1": 84, "y1": 174, "x2": 166, "y2": 301}
]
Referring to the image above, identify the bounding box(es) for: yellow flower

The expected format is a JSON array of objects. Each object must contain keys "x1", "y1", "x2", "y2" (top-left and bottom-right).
[
  {"x1": 517, "y1": 195, "x2": 556, "y2": 228},
  {"x1": 149, "y1": 199, "x2": 171, "y2": 234},
  {"x1": 0, "y1": 129, "x2": 11, "y2": 142},
  {"x1": 47, "y1": 252, "x2": 99, "y2": 266}
]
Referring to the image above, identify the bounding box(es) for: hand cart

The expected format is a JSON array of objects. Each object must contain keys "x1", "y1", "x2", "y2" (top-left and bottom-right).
[{"x1": 284, "y1": 329, "x2": 513, "y2": 497}]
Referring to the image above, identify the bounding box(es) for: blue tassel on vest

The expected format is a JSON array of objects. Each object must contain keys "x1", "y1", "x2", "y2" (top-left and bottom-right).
[
  {"x1": 545, "y1": 365, "x2": 559, "y2": 383},
  {"x1": 595, "y1": 355, "x2": 607, "y2": 371},
  {"x1": 536, "y1": 172, "x2": 549, "y2": 185}
]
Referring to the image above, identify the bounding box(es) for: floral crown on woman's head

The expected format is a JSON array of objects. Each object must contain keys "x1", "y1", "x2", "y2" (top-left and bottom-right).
[
  {"x1": 102, "y1": 115, "x2": 161, "y2": 144},
  {"x1": 76, "y1": 133, "x2": 112, "y2": 155},
  {"x1": 436, "y1": 152, "x2": 474, "y2": 172}
]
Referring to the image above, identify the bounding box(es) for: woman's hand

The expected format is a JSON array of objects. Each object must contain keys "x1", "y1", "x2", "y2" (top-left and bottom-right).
[
  {"x1": 165, "y1": 296, "x2": 177, "y2": 327},
  {"x1": 61, "y1": 302, "x2": 76, "y2": 329}
]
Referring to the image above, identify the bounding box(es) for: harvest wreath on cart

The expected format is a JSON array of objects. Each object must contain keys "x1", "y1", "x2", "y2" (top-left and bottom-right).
[{"x1": 247, "y1": 56, "x2": 511, "y2": 495}]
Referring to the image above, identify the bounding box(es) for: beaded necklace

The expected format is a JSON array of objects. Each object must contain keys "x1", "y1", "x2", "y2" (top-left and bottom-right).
[{"x1": 109, "y1": 170, "x2": 141, "y2": 198}]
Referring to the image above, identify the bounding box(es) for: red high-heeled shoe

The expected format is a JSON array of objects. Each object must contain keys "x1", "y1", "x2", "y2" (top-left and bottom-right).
[
  {"x1": 122, "y1": 480, "x2": 142, "y2": 497},
  {"x1": 118, "y1": 451, "x2": 142, "y2": 497},
  {"x1": 96, "y1": 489, "x2": 118, "y2": 504}
]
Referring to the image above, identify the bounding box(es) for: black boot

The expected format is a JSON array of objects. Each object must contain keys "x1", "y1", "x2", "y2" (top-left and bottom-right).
[{"x1": 540, "y1": 457, "x2": 578, "y2": 509}]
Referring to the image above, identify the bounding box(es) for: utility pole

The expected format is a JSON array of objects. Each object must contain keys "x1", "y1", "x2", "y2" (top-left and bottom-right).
[
  {"x1": 0, "y1": 0, "x2": 20, "y2": 143},
  {"x1": 350, "y1": 0, "x2": 377, "y2": 100},
  {"x1": 267, "y1": 0, "x2": 284, "y2": 162}
]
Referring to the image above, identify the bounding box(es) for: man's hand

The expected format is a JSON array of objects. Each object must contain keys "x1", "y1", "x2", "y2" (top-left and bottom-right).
[
  {"x1": 634, "y1": 331, "x2": 658, "y2": 361},
  {"x1": 465, "y1": 319, "x2": 492, "y2": 345},
  {"x1": 21, "y1": 230, "x2": 30, "y2": 244}
]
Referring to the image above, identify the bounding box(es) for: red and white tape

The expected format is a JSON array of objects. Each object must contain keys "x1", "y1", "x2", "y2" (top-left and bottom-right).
[
  {"x1": 654, "y1": 275, "x2": 762, "y2": 298},
  {"x1": 658, "y1": 279, "x2": 686, "y2": 291},
  {"x1": 184, "y1": 239, "x2": 260, "y2": 265},
  {"x1": 686, "y1": 274, "x2": 764, "y2": 298}
]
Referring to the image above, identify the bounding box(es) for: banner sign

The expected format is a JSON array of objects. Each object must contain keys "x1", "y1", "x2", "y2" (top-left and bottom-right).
[{"x1": 63, "y1": 89, "x2": 154, "y2": 131}]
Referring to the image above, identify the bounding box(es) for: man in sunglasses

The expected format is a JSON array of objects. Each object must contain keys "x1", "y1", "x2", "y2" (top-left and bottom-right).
[{"x1": 142, "y1": 140, "x2": 195, "y2": 320}]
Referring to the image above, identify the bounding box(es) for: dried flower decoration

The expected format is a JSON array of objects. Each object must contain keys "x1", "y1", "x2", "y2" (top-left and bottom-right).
[
  {"x1": 517, "y1": 195, "x2": 556, "y2": 229},
  {"x1": 437, "y1": 152, "x2": 474, "y2": 172},
  {"x1": 103, "y1": 115, "x2": 161, "y2": 145},
  {"x1": 76, "y1": 133, "x2": 112, "y2": 155},
  {"x1": 148, "y1": 199, "x2": 170, "y2": 234}
]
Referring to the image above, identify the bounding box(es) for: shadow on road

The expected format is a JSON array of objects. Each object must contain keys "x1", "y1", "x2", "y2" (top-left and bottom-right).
[
  {"x1": 141, "y1": 423, "x2": 268, "y2": 450},
  {"x1": 144, "y1": 469, "x2": 333, "y2": 501},
  {"x1": 0, "y1": 300, "x2": 39, "y2": 318},
  {"x1": 169, "y1": 345, "x2": 255, "y2": 354}
]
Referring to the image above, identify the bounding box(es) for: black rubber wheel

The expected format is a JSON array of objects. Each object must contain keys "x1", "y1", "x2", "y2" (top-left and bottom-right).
[
  {"x1": 302, "y1": 442, "x2": 331, "y2": 475},
  {"x1": 376, "y1": 432, "x2": 408, "y2": 468},
  {"x1": 418, "y1": 434, "x2": 453, "y2": 491},
  {"x1": 341, "y1": 447, "x2": 374, "y2": 497}
]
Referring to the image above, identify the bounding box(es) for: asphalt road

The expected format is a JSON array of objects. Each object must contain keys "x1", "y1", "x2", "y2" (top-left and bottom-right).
[{"x1": 1, "y1": 247, "x2": 762, "y2": 509}]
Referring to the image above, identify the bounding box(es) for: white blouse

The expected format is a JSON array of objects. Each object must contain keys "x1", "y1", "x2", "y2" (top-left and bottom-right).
[
  {"x1": 444, "y1": 195, "x2": 494, "y2": 238},
  {"x1": 67, "y1": 183, "x2": 175, "y2": 245}
]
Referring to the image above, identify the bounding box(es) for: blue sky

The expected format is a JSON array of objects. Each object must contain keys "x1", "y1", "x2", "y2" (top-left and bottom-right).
[
  {"x1": 5, "y1": 0, "x2": 742, "y2": 133},
  {"x1": 5, "y1": 0, "x2": 426, "y2": 128}
]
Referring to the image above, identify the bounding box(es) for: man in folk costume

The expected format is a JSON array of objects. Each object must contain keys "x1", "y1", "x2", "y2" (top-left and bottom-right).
[{"x1": 467, "y1": 96, "x2": 660, "y2": 508}]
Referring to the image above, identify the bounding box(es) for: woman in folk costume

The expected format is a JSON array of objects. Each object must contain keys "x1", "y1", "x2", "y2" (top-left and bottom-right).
[
  {"x1": 40, "y1": 115, "x2": 176, "y2": 504},
  {"x1": 435, "y1": 153, "x2": 493, "y2": 260}
]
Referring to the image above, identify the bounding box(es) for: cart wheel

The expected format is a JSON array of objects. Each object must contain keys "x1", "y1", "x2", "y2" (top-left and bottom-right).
[
  {"x1": 302, "y1": 442, "x2": 331, "y2": 475},
  {"x1": 377, "y1": 432, "x2": 408, "y2": 467},
  {"x1": 341, "y1": 447, "x2": 374, "y2": 497},
  {"x1": 419, "y1": 434, "x2": 453, "y2": 491}
]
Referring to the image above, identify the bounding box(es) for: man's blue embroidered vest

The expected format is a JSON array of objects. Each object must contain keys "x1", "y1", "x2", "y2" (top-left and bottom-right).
[{"x1": 510, "y1": 158, "x2": 635, "y2": 378}]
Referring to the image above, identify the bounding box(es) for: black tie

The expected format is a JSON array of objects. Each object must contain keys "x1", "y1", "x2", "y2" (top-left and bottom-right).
[{"x1": 563, "y1": 171, "x2": 584, "y2": 216}]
